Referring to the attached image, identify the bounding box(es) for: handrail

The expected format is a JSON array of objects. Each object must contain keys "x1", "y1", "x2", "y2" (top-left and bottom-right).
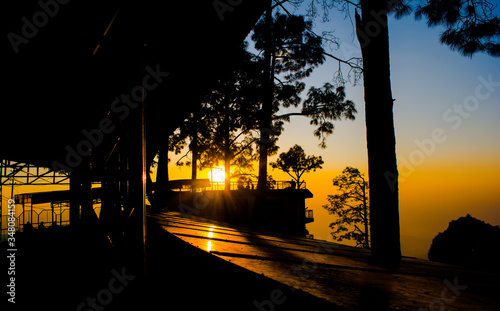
[
  {"x1": 173, "y1": 180, "x2": 306, "y2": 191},
  {"x1": 0, "y1": 205, "x2": 101, "y2": 240}
]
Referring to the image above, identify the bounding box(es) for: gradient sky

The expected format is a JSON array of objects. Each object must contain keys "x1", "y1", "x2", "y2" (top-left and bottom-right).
[
  {"x1": 167, "y1": 5, "x2": 500, "y2": 259},
  {"x1": 3, "y1": 4, "x2": 499, "y2": 260}
]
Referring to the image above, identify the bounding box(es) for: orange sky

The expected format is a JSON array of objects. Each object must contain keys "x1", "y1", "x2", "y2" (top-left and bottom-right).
[
  {"x1": 3, "y1": 10, "x2": 499, "y2": 262},
  {"x1": 162, "y1": 153, "x2": 500, "y2": 260}
]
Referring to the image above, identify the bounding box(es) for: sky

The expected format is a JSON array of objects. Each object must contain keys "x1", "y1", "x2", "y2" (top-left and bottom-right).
[
  {"x1": 2, "y1": 3, "x2": 499, "y2": 260},
  {"x1": 166, "y1": 4, "x2": 500, "y2": 259}
]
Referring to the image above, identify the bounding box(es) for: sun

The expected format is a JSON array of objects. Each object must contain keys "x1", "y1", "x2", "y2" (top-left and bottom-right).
[{"x1": 209, "y1": 166, "x2": 225, "y2": 183}]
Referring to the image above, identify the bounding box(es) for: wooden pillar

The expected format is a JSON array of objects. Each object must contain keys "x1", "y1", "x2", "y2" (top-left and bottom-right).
[
  {"x1": 70, "y1": 170, "x2": 81, "y2": 227},
  {"x1": 124, "y1": 58, "x2": 147, "y2": 275},
  {"x1": 21, "y1": 198, "x2": 25, "y2": 228},
  {"x1": 80, "y1": 157, "x2": 95, "y2": 225},
  {"x1": 30, "y1": 198, "x2": 33, "y2": 225}
]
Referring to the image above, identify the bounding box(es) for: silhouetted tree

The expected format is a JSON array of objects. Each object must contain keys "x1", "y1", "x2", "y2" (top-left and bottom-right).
[
  {"x1": 415, "y1": 0, "x2": 500, "y2": 57},
  {"x1": 270, "y1": 144, "x2": 323, "y2": 189},
  {"x1": 323, "y1": 167, "x2": 369, "y2": 248},
  {"x1": 354, "y1": 0, "x2": 402, "y2": 266},
  {"x1": 275, "y1": 83, "x2": 356, "y2": 148},
  {"x1": 176, "y1": 45, "x2": 263, "y2": 190},
  {"x1": 252, "y1": 11, "x2": 326, "y2": 190},
  {"x1": 182, "y1": 107, "x2": 215, "y2": 181},
  {"x1": 154, "y1": 132, "x2": 186, "y2": 202},
  {"x1": 429, "y1": 214, "x2": 500, "y2": 269},
  {"x1": 300, "y1": 0, "x2": 499, "y2": 266}
]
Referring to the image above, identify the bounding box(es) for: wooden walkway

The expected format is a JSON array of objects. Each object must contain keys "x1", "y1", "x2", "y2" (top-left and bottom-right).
[{"x1": 151, "y1": 210, "x2": 500, "y2": 310}]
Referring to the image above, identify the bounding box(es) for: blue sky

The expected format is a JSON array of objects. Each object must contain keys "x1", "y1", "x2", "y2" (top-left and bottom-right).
[
  {"x1": 270, "y1": 2, "x2": 500, "y2": 258},
  {"x1": 165, "y1": 2, "x2": 500, "y2": 259}
]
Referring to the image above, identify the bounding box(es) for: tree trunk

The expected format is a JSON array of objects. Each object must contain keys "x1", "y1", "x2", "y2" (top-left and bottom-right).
[
  {"x1": 257, "y1": 0, "x2": 274, "y2": 191},
  {"x1": 156, "y1": 137, "x2": 169, "y2": 204},
  {"x1": 191, "y1": 135, "x2": 198, "y2": 180},
  {"x1": 191, "y1": 108, "x2": 199, "y2": 182},
  {"x1": 356, "y1": 0, "x2": 401, "y2": 266},
  {"x1": 224, "y1": 99, "x2": 232, "y2": 191},
  {"x1": 362, "y1": 181, "x2": 369, "y2": 249}
]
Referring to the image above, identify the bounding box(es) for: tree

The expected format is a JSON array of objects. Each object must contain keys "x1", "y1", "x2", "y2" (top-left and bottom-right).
[
  {"x1": 296, "y1": 0, "x2": 498, "y2": 265},
  {"x1": 270, "y1": 144, "x2": 324, "y2": 189},
  {"x1": 414, "y1": 1, "x2": 500, "y2": 57},
  {"x1": 355, "y1": 0, "x2": 401, "y2": 266},
  {"x1": 176, "y1": 44, "x2": 263, "y2": 190},
  {"x1": 275, "y1": 82, "x2": 357, "y2": 148},
  {"x1": 323, "y1": 166, "x2": 369, "y2": 248},
  {"x1": 154, "y1": 131, "x2": 187, "y2": 203},
  {"x1": 428, "y1": 214, "x2": 500, "y2": 268},
  {"x1": 356, "y1": 0, "x2": 499, "y2": 266},
  {"x1": 175, "y1": 105, "x2": 216, "y2": 180},
  {"x1": 252, "y1": 10, "x2": 327, "y2": 190}
]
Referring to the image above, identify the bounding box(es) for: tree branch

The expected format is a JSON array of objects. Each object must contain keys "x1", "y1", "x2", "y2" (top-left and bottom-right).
[
  {"x1": 232, "y1": 138, "x2": 259, "y2": 158},
  {"x1": 273, "y1": 111, "x2": 309, "y2": 119},
  {"x1": 323, "y1": 51, "x2": 363, "y2": 71}
]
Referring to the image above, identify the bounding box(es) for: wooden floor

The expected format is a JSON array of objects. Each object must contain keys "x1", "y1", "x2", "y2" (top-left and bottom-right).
[{"x1": 151, "y1": 210, "x2": 500, "y2": 310}]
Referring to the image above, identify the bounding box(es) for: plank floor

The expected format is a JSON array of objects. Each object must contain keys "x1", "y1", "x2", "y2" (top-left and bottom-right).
[{"x1": 151, "y1": 210, "x2": 500, "y2": 310}]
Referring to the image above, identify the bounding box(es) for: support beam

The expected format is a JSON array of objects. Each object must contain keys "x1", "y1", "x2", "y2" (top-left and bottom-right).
[{"x1": 70, "y1": 171, "x2": 80, "y2": 227}]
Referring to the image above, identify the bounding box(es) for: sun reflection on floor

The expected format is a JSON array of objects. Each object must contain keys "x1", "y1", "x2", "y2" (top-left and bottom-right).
[
  {"x1": 206, "y1": 241, "x2": 212, "y2": 252},
  {"x1": 206, "y1": 225, "x2": 215, "y2": 252}
]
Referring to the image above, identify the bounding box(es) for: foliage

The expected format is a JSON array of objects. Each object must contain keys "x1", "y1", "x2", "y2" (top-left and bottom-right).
[
  {"x1": 414, "y1": 0, "x2": 500, "y2": 57},
  {"x1": 270, "y1": 144, "x2": 323, "y2": 188},
  {"x1": 298, "y1": 0, "x2": 498, "y2": 264},
  {"x1": 252, "y1": 12, "x2": 329, "y2": 190},
  {"x1": 299, "y1": 0, "x2": 499, "y2": 58},
  {"x1": 176, "y1": 44, "x2": 263, "y2": 176},
  {"x1": 302, "y1": 83, "x2": 357, "y2": 147},
  {"x1": 253, "y1": 12, "x2": 357, "y2": 148},
  {"x1": 381, "y1": 0, "x2": 500, "y2": 57},
  {"x1": 252, "y1": 13, "x2": 326, "y2": 82},
  {"x1": 175, "y1": 11, "x2": 356, "y2": 185},
  {"x1": 428, "y1": 214, "x2": 500, "y2": 268},
  {"x1": 323, "y1": 166, "x2": 369, "y2": 248}
]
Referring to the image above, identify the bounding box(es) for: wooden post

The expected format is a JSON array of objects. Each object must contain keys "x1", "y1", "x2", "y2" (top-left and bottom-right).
[
  {"x1": 30, "y1": 197, "x2": 33, "y2": 225},
  {"x1": 80, "y1": 157, "x2": 95, "y2": 225},
  {"x1": 51, "y1": 202, "x2": 54, "y2": 225},
  {"x1": 21, "y1": 198, "x2": 25, "y2": 229},
  {"x1": 126, "y1": 57, "x2": 147, "y2": 275},
  {"x1": 70, "y1": 170, "x2": 80, "y2": 227}
]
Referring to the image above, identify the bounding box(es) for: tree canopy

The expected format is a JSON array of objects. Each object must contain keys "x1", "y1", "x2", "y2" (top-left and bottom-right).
[
  {"x1": 324, "y1": 166, "x2": 369, "y2": 248},
  {"x1": 270, "y1": 144, "x2": 324, "y2": 188}
]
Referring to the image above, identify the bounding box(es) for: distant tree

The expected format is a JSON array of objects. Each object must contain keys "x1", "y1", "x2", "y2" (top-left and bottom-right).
[
  {"x1": 428, "y1": 214, "x2": 500, "y2": 269},
  {"x1": 176, "y1": 44, "x2": 263, "y2": 190},
  {"x1": 270, "y1": 144, "x2": 323, "y2": 189},
  {"x1": 252, "y1": 11, "x2": 327, "y2": 190},
  {"x1": 301, "y1": 0, "x2": 500, "y2": 266},
  {"x1": 153, "y1": 131, "x2": 187, "y2": 202},
  {"x1": 175, "y1": 105, "x2": 216, "y2": 180},
  {"x1": 323, "y1": 167, "x2": 369, "y2": 248}
]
